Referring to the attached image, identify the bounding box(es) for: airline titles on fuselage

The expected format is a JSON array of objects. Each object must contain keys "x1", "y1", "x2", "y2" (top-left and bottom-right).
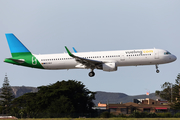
[{"x1": 125, "y1": 50, "x2": 153, "y2": 57}]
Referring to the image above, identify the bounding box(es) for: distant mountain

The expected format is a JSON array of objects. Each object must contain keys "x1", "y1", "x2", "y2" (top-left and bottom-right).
[
  {"x1": 0, "y1": 86, "x2": 160, "y2": 105},
  {"x1": 93, "y1": 91, "x2": 161, "y2": 105},
  {"x1": 11, "y1": 86, "x2": 38, "y2": 98},
  {"x1": 0, "y1": 86, "x2": 38, "y2": 98}
]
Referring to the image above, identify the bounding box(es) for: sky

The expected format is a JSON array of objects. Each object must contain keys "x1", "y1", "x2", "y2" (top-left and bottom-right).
[{"x1": 0, "y1": 0, "x2": 180, "y2": 95}]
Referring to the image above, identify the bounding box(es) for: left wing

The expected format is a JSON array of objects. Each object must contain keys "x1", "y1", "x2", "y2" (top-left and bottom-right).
[{"x1": 65, "y1": 46, "x2": 103, "y2": 69}]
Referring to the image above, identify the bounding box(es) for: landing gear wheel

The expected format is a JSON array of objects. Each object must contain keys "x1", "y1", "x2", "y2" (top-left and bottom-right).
[
  {"x1": 89, "y1": 71, "x2": 95, "y2": 77},
  {"x1": 156, "y1": 70, "x2": 160, "y2": 73},
  {"x1": 155, "y1": 65, "x2": 160, "y2": 73}
]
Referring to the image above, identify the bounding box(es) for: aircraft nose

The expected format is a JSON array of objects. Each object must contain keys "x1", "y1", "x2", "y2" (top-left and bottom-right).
[{"x1": 171, "y1": 55, "x2": 177, "y2": 62}]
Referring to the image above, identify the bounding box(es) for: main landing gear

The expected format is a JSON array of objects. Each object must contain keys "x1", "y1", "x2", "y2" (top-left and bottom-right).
[
  {"x1": 156, "y1": 65, "x2": 160, "y2": 73},
  {"x1": 89, "y1": 69, "x2": 95, "y2": 77}
]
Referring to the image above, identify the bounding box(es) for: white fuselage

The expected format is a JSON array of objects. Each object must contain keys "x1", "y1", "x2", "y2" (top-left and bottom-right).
[{"x1": 34, "y1": 48, "x2": 176, "y2": 70}]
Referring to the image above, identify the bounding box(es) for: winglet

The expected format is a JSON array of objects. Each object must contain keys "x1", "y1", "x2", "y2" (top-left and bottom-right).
[
  {"x1": 73, "y1": 47, "x2": 77, "y2": 53},
  {"x1": 65, "y1": 46, "x2": 74, "y2": 57}
]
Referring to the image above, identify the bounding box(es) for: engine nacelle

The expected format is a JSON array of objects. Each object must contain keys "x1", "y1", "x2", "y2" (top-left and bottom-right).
[{"x1": 102, "y1": 63, "x2": 117, "y2": 72}]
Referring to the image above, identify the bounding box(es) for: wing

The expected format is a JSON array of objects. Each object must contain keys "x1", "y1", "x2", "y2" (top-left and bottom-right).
[{"x1": 65, "y1": 46, "x2": 103, "y2": 69}]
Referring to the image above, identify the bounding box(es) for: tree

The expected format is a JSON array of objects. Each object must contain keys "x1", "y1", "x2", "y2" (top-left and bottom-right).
[
  {"x1": 11, "y1": 80, "x2": 96, "y2": 118},
  {"x1": 0, "y1": 74, "x2": 15, "y2": 114},
  {"x1": 155, "y1": 73, "x2": 180, "y2": 109}
]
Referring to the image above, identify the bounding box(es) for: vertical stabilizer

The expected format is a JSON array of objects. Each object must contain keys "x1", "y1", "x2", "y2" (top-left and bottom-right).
[{"x1": 5, "y1": 33, "x2": 31, "y2": 57}]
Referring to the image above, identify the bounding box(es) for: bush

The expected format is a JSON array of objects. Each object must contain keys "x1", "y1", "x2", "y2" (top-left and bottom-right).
[
  {"x1": 129, "y1": 112, "x2": 158, "y2": 118},
  {"x1": 174, "y1": 112, "x2": 180, "y2": 118},
  {"x1": 147, "y1": 113, "x2": 157, "y2": 118},
  {"x1": 100, "y1": 111, "x2": 114, "y2": 118},
  {"x1": 129, "y1": 111, "x2": 149, "y2": 118},
  {"x1": 117, "y1": 114, "x2": 127, "y2": 118},
  {"x1": 156, "y1": 112, "x2": 172, "y2": 118}
]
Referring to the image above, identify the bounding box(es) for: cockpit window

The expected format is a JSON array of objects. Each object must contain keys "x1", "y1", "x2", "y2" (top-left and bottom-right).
[{"x1": 164, "y1": 51, "x2": 171, "y2": 55}]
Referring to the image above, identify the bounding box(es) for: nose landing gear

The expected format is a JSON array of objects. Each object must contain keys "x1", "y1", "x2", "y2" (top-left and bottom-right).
[{"x1": 156, "y1": 65, "x2": 160, "y2": 73}]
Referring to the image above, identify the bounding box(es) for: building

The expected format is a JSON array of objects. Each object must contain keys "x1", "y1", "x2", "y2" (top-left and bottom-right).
[
  {"x1": 92, "y1": 102, "x2": 107, "y2": 110},
  {"x1": 106, "y1": 98, "x2": 170, "y2": 115}
]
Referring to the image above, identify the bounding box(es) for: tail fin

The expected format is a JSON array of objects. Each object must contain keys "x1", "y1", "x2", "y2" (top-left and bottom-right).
[{"x1": 5, "y1": 33, "x2": 31, "y2": 57}]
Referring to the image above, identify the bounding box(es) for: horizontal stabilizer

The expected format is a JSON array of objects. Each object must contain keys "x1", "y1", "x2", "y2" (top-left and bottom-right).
[{"x1": 6, "y1": 58, "x2": 25, "y2": 64}]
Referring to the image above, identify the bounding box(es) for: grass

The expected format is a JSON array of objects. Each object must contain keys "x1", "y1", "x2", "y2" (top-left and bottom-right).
[{"x1": 15, "y1": 118, "x2": 180, "y2": 120}]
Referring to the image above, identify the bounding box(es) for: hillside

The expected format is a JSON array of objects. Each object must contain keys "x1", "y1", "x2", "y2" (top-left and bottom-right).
[
  {"x1": 1, "y1": 86, "x2": 160, "y2": 105},
  {"x1": 93, "y1": 91, "x2": 161, "y2": 105},
  {"x1": 0, "y1": 86, "x2": 38, "y2": 98}
]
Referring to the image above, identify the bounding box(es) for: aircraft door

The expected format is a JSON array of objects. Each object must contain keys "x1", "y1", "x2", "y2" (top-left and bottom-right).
[
  {"x1": 154, "y1": 50, "x2": 159, "y2": 59},
  {"x1": 120, "y1": 54, "x2": 125, "y2": 61}
]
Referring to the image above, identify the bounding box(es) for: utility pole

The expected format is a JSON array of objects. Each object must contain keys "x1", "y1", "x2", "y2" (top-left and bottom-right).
[{"x1": 171, "y1": 83, "x2": 172, "y2": 103}]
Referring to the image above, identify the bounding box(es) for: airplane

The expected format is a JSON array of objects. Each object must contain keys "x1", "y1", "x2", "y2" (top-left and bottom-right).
[{"x1": 4, "y1": 33, "x2": 177, "y2": 77}]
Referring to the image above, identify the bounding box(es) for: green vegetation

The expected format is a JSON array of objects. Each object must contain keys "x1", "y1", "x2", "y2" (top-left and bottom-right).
[
  {"x1": 10, "y1": 80, "x2": 96, "y2": 118},
  {"x1": 0, "y1": 74, "x2": 14, "y2": 114},
  {"x1": 12, "y1": 118, "x2": 180, "y2": 120},
  {"x1": 1, "y1": 74, "x2": 180, "y2": 118},
  {"x1": 156, "y1": 73, "x2": 180, "y2": 110},
  {"x1": 100, "y1": 111, "x2": 114, "y2": 118},
  {"x1": 98, "y1": 112, "x2": 180, "y2": 118}
]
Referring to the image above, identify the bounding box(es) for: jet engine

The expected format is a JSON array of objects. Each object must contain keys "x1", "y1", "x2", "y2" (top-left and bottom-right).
[{"x1": 102, "y1": 63, "x2": 117, "y2": 72}]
